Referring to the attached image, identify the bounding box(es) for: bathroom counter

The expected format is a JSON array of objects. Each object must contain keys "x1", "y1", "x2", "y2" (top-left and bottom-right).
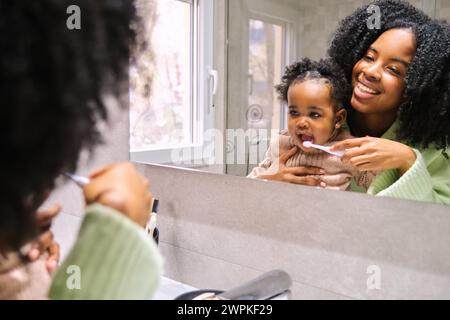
[{"x1": 153, "y1": 277, "x2": 197, "y2": 300}]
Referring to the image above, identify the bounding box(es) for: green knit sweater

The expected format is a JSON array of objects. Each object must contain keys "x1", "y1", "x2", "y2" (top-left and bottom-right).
[
  {"x1": 355, "y1": 121, "x2": 450, "y2": 205},
  {"x1": 48, "y1": 204, "x2": 163, "y2": 299}
]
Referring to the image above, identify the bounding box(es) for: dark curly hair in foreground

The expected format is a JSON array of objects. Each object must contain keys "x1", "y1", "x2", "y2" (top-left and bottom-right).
[
  {"x1": 0, "y1": 0, "x2": 140, "y2": 250},
  {"x1": 275, "y1": 58, "x2": 351, "y2": 110},
  {"x1": 328, "y1": 0, "x2": 450, "y2": 154}
]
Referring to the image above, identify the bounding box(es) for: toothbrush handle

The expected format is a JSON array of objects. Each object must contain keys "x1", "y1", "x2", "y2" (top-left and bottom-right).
[{"x1": 330, "y1": 150, "x2": 344, "y2": 157}]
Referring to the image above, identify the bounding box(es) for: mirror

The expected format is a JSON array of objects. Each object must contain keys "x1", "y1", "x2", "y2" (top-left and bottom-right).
[{"x1": 129, "y1": 0, "x2": 449, "y2": 204}]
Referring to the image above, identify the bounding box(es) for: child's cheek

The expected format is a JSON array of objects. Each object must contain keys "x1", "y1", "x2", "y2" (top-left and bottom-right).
[
  {"x1": 287, "y1": 124, "x2": 297, "y2": 141},
  {"x1": 314, "y1": 126, "x2": 333, "y2": 145}
]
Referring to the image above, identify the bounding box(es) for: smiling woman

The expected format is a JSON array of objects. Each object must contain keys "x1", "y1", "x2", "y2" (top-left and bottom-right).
[
  {"x1": 328, "y1": 0, "x2": 450, "y2": 204},
  {"x1": 248, "y1": 0, "x2": 450, "y2": 205},
  {"x1": 351, "y1": 29, "x2": 416, "y2": 120},
  {"x1": 349, "y1": 28, "x2": 417, "y2": 139}
]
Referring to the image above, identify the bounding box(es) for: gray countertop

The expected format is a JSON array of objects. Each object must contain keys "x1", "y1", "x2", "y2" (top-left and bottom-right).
[{"x1": 153, "y1": 277, "x2": 197, "y2": 300}]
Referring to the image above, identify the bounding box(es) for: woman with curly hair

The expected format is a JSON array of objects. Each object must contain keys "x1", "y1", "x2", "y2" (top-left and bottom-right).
[
  {"x1": 266, "y1": 0, "x2": 450, "y2": 204},
  {"x1": 249, "y1": 58, "x2": 376, "y2": 191},
  {"x1": 329, "y1": 0, "x2": 450, "y2": 204},
  {"x1": 1, "y1": 0, "x2": 161, "y2": 299}
]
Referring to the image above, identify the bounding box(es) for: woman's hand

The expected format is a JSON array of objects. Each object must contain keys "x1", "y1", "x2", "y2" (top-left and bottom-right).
[
  {"x1": 83, "y1": 162, "x2": 152, "y2": 227},
  {"x1": 259, "y1": 146, "x2": 326, "y2": 186},
  {"x1": 26, "y1": 203, "x2": 61, "y2": 273},
  {"x1": 331, "y1": 137, "x2": 416, "y2": 175}
]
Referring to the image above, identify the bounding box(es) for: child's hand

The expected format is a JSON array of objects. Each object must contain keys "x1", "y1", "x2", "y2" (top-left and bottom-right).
[
  {"x1": 83, "y1": 162, "x2": 152, "y2": 227},
  {"x1": 25, "y1": 203, "x2": 61, "y2": 273},
  {"x1": 260, "y1": 146, "x2": 326, "y2": 187},
  {"x1": 331, "y1": 137, "x2": 416, "y2": 175}
]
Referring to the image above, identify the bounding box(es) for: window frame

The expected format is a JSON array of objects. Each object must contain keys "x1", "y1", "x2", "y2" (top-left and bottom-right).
[{"x1": 130, "y1": 0, "x2": 215, "y2": 167}]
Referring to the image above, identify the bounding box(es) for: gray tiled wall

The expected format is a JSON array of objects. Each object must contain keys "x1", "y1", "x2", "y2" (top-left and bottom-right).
[
  {"x1": 298, "y1": 0, "x2": 435, "y2": 59},
  {"x1": 437, "y1": 0, "x2": 450, "y2": 20},
  {"x1": 298, "y1": 0, "x2": 370, "y2": 59}
]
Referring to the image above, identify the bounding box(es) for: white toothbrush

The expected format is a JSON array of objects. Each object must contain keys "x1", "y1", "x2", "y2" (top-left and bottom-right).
[
  {"x1": 302, "y1": 141, "x2": 345, "y2": 157},
  {"x1": 63, "y1": 172, "x2": 91, "y2": 187}
]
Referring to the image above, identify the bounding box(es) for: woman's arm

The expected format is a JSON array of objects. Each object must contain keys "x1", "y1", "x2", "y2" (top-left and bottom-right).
[
  {"x1": 332, "y1": 138, "x2": 450, "y2": 204},
  {"x1": 368, "y1": 148, "x2": 450, "y2": 204},
  {"x1": 48, "y1": 204, "x2": 162, "y2": 299},
  {"x1": 49, "y1": 163, "x2": 163, "y2": 299}
]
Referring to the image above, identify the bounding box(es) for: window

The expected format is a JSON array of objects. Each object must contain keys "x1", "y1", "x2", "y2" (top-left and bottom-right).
[
  {"x1": 225, "y1": 0, "x2": 297, "y2": 176},
  {"x1": 245, "y1": 18, "x2": 286, "y2": 174},
  {"x1": 130, "y1": 0, "x2": 214, "y2": 165},
  {"x1": 248, "y1": 18, "x2": 285, "y2": 132}
]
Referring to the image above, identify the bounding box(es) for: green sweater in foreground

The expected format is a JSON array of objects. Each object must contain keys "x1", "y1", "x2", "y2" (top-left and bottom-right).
[
  {"x1": 48, "y1": 204, "x2": 163, "y2": 299},
  {"x1": 357, "y1": 121, "x2": 450, "y2": 205}
]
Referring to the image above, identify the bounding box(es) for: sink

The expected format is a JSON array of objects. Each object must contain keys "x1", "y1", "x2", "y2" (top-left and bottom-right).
[{"x1": 152, "y1": 277, "x2": 197, "y2": 300}]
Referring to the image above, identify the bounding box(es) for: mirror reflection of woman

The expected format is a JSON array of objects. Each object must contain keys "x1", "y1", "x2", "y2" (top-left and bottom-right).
[{"x1": 262, "y1": 0, "x2": 450, "y2": 205}]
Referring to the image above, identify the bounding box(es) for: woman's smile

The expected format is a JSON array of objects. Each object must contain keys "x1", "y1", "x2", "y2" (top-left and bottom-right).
[{"x1": 353, "y1": 78, "x2": 381, "y2": 100}]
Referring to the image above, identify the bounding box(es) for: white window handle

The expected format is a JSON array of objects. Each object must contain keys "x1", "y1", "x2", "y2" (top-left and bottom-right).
[
  {"x1": 208, "y1": 68, "x2": 218, "y2": 111},
  {"x1": 209, "y1": 69, "x2": 218, "y2": 95},
  {"x1": 248, "y1": 72, "x2": 253, "y2": 96}
]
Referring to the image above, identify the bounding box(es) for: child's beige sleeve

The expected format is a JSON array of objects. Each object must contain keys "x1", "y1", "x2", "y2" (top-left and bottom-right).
[
  {"x1": 247, "y1": 147, "x2": 274, "y2": 178},
  {"x1": 247, "y1": 133, "x2": 289, "y2": 178}
]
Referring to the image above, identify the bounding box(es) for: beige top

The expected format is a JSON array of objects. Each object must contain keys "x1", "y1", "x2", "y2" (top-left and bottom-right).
[
  {"x1": 248, "y1": 129, "x2": 376, "y2": 190},
  {"x1": 0, "y1": 249, "x2": 50, "y2": 300}
]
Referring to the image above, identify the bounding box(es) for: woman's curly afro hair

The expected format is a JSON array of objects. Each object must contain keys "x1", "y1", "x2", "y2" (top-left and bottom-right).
[
  {"x1": 328, "y1": 0, "x2": 450, "y2": 153},
  {"x1": 275, "y1": 58, "x2": 351, "y2": 110},
  {"x1": 0, "y1": 0, "x2": 141, "y2": 250}
]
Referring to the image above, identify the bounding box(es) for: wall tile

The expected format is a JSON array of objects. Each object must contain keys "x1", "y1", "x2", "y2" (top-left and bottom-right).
[
  {"x1": 297, "y1": 0, "x2": 431, "y2": 59},
  {"x1": 437, "y1": 0, "x2": 450, "y2": 20}
]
